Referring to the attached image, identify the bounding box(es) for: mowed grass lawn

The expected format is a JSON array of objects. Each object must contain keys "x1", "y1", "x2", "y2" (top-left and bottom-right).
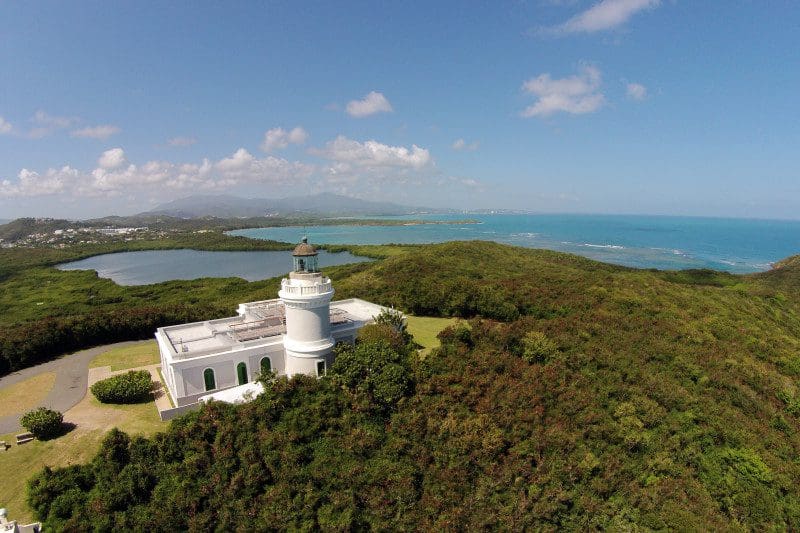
[
  {"x1": 406, "y1": 315, "x2": 458, "y2": 356},
  {"x1": 0, "y1": 392, "x2": 167, "y2": 523},
  {"x1": 89, "y1": 340, "x2": 160, "y2": 371},
  {"x1": 0, "y1": 340, "x2": 167, "y2": 523},
  {"x1": 0, "y1": 372, "x2": 56, "y2": 417}
]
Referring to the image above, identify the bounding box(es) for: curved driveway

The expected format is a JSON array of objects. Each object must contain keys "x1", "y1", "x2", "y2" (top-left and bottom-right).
[{"x1": 0, "y1": 340, "x2": 147, "y2": 434}]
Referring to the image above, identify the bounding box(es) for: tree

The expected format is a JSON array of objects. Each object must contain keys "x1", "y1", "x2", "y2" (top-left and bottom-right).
[
  {"x1": 20, "y1": 407, "x2": 64, "y2": 440},
  {"x1": 331, "y1": 339, "x2": 413, "y2": 413},
  {"x1": 374, "y1": 308, "x2": 413, "y2": 345},
  {"x1": 375, "y1": 308, "x2": 407, "y2": 332},
  {"x1": 521, "y1": 331, "x2": 558, "y2": 364}
]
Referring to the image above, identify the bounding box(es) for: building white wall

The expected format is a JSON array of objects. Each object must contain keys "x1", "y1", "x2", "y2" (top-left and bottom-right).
[
  {"x1": 285, "y1": 355, "x2": 329, "y2": 378},
  {"x1": 156, "y1": 294, "x2": 390, "y2": 406},
  {"x1": 284, "y1": 304, "x2": 330, "y2": 342},
  {"x1": 168, "y1": 343, "x2": 285, "y2": 406}
]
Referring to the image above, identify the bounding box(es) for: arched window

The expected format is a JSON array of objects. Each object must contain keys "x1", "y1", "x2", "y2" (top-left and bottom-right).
[
  {"x1": 203, "y1": 368, "x2": 216, "y2": 391},
  {"x1": 260, "y1": 357, "x2": 272, "y2": 375},
  {"x1": 236, "y1": 362, "x2": 248, "y2": 385}
]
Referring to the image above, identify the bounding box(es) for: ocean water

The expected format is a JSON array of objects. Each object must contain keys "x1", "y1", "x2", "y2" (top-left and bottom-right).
[
  {"x1": 230, "y1": 214, "x2": 800, "y2": 273},
  {"x1": 57, "y1": 249, "x2": 370, "y2": 285}
]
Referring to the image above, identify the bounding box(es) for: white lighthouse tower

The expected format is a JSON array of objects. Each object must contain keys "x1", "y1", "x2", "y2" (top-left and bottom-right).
[{"x1": 279, "y1": 237, "x2": 336, "y2": 377}]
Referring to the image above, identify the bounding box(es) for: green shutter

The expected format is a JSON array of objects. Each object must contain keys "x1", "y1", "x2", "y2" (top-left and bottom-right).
[
  {"x1": 203, "y1": 368, "x2": 216, "y2": 391},
  {"x1": 237, "y1": 362, "x2": 248, "y2": 385},
  {"x1": 260, "y1": 357, "x2": 272, "y2": 374}
]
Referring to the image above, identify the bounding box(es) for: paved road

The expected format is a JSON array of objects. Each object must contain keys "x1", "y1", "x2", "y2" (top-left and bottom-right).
[{"x1": 0, "y1": 340, "x2": 148, "y2": 434}]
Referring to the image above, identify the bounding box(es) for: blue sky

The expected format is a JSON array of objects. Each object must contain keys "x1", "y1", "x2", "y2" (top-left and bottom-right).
[{"x1": 1, "y1": 1, "x2": 798, "y2": 219}]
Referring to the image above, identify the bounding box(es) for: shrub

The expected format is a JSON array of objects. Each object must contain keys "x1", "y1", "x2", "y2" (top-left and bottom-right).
[
  {"x1": 357, "y1": 323, "x2": 407, "y2": 353},
  {"x1": 331, "y1": 339, "x2": 413, "y2": 413},
  {"x1": 20, "y1": 407, "x2": 64, "y2": 440},
  {"x1": 91, "y1": 370, "x2": 153, "y2": 404},
  {"x1": 521, "y1": 331, "x2": 559, "y2": 364}
]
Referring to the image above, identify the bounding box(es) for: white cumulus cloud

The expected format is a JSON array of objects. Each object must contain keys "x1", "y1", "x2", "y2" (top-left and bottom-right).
[
  {"x1": 260, "y1": 126, "x2": 309, "y2": 152},
  {"x1": 71, "y1": 125, "x2": 121, "y2": 140},
  {"x1": 452, "y1": 139, "x2": 480, "y2": 151},
  {"x1": 0, "y1": 117, "x2": 13, "y2": 135},
  {"x1": 521, "y1": 65, "x2": 605, "y2": 118},
  {"x1": 315, "y1": 136, "x2": 430, "y2": 169},
  {"x1": 345, "y1": 91, "x2": 394, "y2": 118},
  {"x1": 32, "y1": 110, "x2": 76, "y2": 129},
  {"x1": 544, "y1": 0, "x2": 660, "y2": 35},
  {"x1": 27, "y1": 110, "x2": 78, "y2": 138},
  {"x1": 167, "y1": 136, "x2": 198, "y2": 147},
  {"x1": 98, "y1": 148, "x2": 128, "y2": 170},
  {"x1": 626, "y1": 82, "x2": 648, "y2": 100},
  {"x1": 0, "y1": 166, "x2": 78, "y2": 197},
  {"x1": 1, "y1": 147, "x2": 315, "y2": 199},
  {"x1": 311, "y1": 136, "x2": 433, "y2": 189}
]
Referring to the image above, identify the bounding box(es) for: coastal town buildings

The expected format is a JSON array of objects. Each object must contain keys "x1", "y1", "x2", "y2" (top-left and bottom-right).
[{"x1": 155, "y1": 237, "x2": 388, "y2": 407}]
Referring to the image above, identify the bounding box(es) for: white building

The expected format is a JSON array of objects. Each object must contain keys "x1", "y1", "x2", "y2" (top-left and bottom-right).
[
  {"x1": 0, "y1": 508, "x2": 40, "y2": 533},
  {"x1": 156, "y1": 238, "x2": 389, "y2": 407}
]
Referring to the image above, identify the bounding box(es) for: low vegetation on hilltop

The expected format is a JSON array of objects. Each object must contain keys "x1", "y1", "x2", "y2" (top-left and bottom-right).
[
  {"x1": 20, "y1": 408, "x2": 64, "y2": 441},
  {"x1": 20, "y1": 241, "x2": 800, "y2": 529},
  {"x1": 90, "y1": 370, "x2": 153, "y2": 404}
]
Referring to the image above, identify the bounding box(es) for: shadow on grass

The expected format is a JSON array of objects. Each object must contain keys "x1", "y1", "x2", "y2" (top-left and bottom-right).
[{"x1": 36, "y1": 421, "x2": 76, "y2": 441}]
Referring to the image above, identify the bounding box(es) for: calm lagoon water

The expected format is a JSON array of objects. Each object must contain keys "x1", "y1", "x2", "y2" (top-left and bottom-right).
[
  {"x1": 57, "y1": 249, "x2": 370, "y2": 286},
  {"x1": 230, "y1": 214, "x2": 800, "y2": 274}
]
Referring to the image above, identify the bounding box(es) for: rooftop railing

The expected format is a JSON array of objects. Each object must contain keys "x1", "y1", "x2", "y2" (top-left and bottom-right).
[
  {"x1": 280, "y1": 279, "x2": 332, "y2": 296},
  {"x1": 229, "y1": 317, "x2": 287, "y2": 342}
]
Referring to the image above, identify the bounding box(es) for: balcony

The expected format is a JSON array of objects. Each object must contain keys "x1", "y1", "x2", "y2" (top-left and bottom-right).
[{"x1": 280, "y1": 278, "x2": 332, "y2": 296}]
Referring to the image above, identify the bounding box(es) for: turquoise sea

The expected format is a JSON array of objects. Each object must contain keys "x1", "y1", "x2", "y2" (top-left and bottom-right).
[{"x1": 230, "y1": 214, "x2": 800, "y2": 274}]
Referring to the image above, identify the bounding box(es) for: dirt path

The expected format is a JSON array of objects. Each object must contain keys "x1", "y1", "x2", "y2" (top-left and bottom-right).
[{"x1": 0, "y1": 340, "x2": 151, "y2": 434}]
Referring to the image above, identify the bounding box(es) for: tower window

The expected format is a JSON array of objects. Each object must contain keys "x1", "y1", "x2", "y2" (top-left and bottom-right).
[
  {"x1": 203, "y1": 368, "x2": 216, "y2": 391},
  {"x1": 316, "y1": 360, "x2": 326, "y2": 377}
]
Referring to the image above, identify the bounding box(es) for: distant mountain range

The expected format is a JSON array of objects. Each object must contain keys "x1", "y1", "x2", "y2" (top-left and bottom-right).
[{"x1": 142, "y1": 193, "x2": 442, "y2": 218}]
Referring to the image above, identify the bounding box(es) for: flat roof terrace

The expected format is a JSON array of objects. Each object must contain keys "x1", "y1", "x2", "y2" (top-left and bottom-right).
[
  {"x1": 163, "y1": 316, "x2": 250, "y2": 358},
  {"x1": 332, "y1": 298, "x2": 388, "y2": 320},
  {"x1": 160, "y1": 298, "x2": 389, "y2": 360}
]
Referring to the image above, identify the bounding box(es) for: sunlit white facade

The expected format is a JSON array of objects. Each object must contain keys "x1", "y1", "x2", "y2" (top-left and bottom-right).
[{"x1": 155, "y1": 238, "x2": 387, "y2": 407}]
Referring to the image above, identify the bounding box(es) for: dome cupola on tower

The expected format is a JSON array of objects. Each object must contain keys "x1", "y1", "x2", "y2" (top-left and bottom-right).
[{"x1": 292, "y1": 236, "x2": 318, "y2": 272}]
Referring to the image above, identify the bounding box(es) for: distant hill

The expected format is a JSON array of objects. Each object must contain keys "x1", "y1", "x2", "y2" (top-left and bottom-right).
[
  {"x1": 143, "y1": 193, "x2": 438, "y2": 218},
  {"x1": 0, "y1": 217, "x2": 77, "y2": 241}
]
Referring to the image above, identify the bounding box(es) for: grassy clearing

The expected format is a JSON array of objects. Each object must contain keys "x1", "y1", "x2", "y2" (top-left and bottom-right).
[
  {"x1": 0, "y1": 388, "x2": 166, "y2": 523},
  {"x1": 0, "y1": 372, "x2": 56, "y2": 417},
  {"x1": 89, "y1": 340, "x2": 160, "y2": 371},
  {"x1": 406, "y1": 315, "x2": 458, "y2": 355}
]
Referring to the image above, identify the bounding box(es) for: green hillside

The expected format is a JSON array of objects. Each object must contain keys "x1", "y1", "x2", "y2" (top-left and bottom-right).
[{"x1": 21, "y1": 241, "x2": 800, "y2": 530}]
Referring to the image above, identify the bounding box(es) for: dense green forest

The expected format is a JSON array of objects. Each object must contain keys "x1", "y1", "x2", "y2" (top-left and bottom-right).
[{"x1": 20, "y1": 240, "x2": 800, "y2": 529}]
